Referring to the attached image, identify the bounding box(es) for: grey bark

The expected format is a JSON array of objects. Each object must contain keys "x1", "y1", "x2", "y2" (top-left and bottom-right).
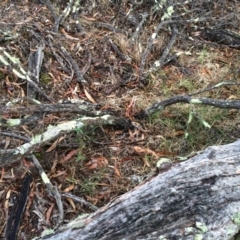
[{"x1": 37, "y1": 140, "x2": 240, "y2": 240}]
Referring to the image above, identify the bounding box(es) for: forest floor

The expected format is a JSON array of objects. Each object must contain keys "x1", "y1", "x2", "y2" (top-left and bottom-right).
[{"x1": 0, "y1": 0, "x2": 240, "y2": 239}]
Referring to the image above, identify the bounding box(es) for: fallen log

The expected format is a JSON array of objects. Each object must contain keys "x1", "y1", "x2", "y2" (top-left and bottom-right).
[{"x1": 37, "y1": 140, "x2": 240, "y2": 240}]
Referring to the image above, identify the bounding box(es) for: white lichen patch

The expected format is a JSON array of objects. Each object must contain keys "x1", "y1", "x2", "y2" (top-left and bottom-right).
[
  {"x1": 0, "y1": 55, "x2": 9, "y2": 65},
  {"x1": 41, "y1": 172, "x2": 51, "y2": 184},
  {"x1": 151, "y1": 33, "x2": 157, "y2": 39},
  {"x1": 6, "y1": 119, "x2": 21, "y2": 127},
  {"x1": 194, "y1": 234, "x2": 203, "y2": 240},
  {"x1": 16, "y1": 143, "x2": 31, "y2": 155},
  {"x1": 190, "y1": 99, "x2": 202, "y2": 104},
  {"x1": 101, "y1": 115, "x2": 111, "y2": 120},
  {"x1": 195, "y1": 221, "x2": 208, "y2": 233}
]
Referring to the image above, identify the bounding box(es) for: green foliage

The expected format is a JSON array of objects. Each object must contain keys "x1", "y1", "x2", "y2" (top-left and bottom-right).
[
  {"x1": 197, "y1": 49, "x2": 210, "y2": 64},
  {"x1": 40, "y1": 73, "x2": 52, "y2": 85},
  {"x1": 147, "y1": 102, "x2": 235, "y2": 156}
]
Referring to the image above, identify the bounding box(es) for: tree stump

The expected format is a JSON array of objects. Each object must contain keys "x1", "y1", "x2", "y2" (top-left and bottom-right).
[{"x1": 38, "y1": 140, "x2": 240, "y2": 240}]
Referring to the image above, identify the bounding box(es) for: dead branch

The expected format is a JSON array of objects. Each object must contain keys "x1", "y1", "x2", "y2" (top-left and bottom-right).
[
  {"x1": 30, "y1": 154, "x2": 63, "y2": 228},
  {"x1": 0, "y1": 101, "x2": 102, "y2": 116},
  {"x1": 6, "y1": 174, "x2": 32, "y2": 240},
  {"x1": 0, "y1": 115, "x2": 131, "y2": 167},
  {"x1": 36, "y1": 140, "x2": 240, "y2": 240},
  {"x1": 137, "y1": 95, "x2": 240, "y2": 119}
]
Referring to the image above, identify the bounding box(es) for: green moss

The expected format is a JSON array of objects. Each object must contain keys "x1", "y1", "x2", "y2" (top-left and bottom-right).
[{"x1": 40, "y1": 72, "x2": 52, "y2": 85}]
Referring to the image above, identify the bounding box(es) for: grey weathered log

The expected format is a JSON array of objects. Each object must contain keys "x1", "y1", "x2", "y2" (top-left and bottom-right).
[{"x1": 37, "y1": 140, "x2": 240, "y2": 240}]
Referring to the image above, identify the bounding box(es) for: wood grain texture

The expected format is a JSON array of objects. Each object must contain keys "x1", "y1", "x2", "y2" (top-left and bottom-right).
[{"x1": 38, "y1": 140, "x2": 240, "y2": 240}]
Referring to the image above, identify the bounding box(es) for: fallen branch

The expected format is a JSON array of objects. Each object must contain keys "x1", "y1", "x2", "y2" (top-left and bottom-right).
[
  {"x1": 36, "y1": 140, "x2": 240, "y2": 240},
  {"x1": 30, "y1": 154, "x2": 63, "y2": 228},
  {"x1": 0, "y1": 101, "x2": 102, "y2": 117},
  {"x1": 137, "y1": 95, "x2": 240, "y2": 119},
  {"x1": 0, "y1": 115, "x2": 131, "y2": 167},
  {"x1": 6, "y1": 174, "x2": 32, "y2": 240}
]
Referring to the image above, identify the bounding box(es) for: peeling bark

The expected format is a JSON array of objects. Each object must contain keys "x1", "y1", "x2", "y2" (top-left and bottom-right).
[{"x1": 36, "y1": 140, "x2": 240, "y2": 240}]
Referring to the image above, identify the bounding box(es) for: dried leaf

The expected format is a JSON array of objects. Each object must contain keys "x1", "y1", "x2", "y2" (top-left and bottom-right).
[
  {"x1": 168, "y1": 130, "x2": 185, "y2": 137},
  {"x1": 155, "y1": 151, "x2": 173, "y2": 157},
  {"x1": 109, "y1": 146, "x2": 121, "y2": 151},
  {"x1": 4, "y1": 136, "x2": 10, "y2": 149},
  {"x1": 202, "y1": 67, "x2": 212, "y2": 78},
  {"x1": 114, "y1": 158, "x2": 121, "y2": 177},
  {"x1": 66, "y1": 197, "x2": 76, "y2": 211},
  {"x1": 125, "y1": 97, "x2": 136, "y2": 118},
  {"x1": 0, "y1": 167, "x2": 4, "y2": 182},
  {"x1": 143, "y1": 156, "x2": 151, "y2": 167},
  {"x1": 5, "y1": 189, "x2": 11, "y2": 209},
  {"x1": 51, "y1": 170, "x2": 66, "y2": 178},
  {"x1": 228, "y1": 95, "x2": 238, "y2": 100},
  {"x1": 23, "y1": 158, "x2": 35, "y2": 167},
  {"x1": 46, "y1": 136, "x2": 65, "y2": 152},
  {"x1": 61, "y1": 28, "x2": 79, "y2": 41},
  {"x1": 51, "y1": 155, "x2": 58, "y2": 172},
  {"x1": 63, "y1": 184, "x2": 75, "y2": 193},
  {"x1": 82, "y1": 15, "x2": 96, "y2": 21},
  {"x1": 85, "y1": 156, "x2": 108, "y2": 169},
  {"x1": 88, "y1": 162, "x2": 98, "y2": 170},
  {"x1": 120, "y1": 156, "x2": 135, "y2": 162},
  {"x1": 84, "y1": 88, "x2": 96, "y2": 103},
  {"x1": 133, "y1": 146, "x2": 158, "y2": 158},
  {"x1": 60, "y1": 149, "x2": 79, "y2": 163},
  {"x1": 46, "y1": 203, "x2": 55, "y2": 225}
]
